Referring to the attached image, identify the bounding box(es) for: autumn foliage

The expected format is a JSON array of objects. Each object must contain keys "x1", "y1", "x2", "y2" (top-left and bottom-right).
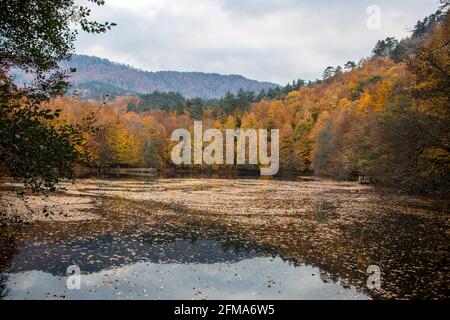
[{"x1": 46, "y1": 10, "x2": 449, "y2": 194}]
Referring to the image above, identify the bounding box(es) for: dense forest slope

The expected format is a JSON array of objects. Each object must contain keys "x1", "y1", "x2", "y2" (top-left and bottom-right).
[{"x1": 48, "y1": 9, "x2": 449, "y2": 194}]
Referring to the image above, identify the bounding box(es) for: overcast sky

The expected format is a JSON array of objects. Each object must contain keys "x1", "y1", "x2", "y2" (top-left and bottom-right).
[{"x1": 75, "y1": 0, "x2": 441, "y2": 85}]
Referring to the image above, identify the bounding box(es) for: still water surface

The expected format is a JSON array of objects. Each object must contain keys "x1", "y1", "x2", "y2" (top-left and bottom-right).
[
  {"x1": 1, "y1": 178, "x2": 448, "y2": 299},
  {"x1": 0, "y1": 219, "x2": 366, "y2": 299}
]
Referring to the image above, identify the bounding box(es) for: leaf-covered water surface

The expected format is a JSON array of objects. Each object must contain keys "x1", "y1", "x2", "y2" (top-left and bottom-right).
[{"x1": 0, "y1": 178, "x2": 448, "y2": 299}]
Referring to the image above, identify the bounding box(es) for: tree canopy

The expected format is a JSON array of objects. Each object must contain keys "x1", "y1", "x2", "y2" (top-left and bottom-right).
[{"x1": 0, "y1": 0, "x2": 115, "y2": 191}]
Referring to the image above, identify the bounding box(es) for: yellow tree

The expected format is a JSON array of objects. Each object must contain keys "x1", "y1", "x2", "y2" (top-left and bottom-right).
[{"x1": 107, "y1": 122, "x2": 141, "y2": 166}]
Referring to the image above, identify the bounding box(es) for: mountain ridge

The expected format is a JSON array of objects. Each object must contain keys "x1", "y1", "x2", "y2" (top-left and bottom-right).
[{"x1": 64, "y1": 54, "x2": 279, "y2": 99}]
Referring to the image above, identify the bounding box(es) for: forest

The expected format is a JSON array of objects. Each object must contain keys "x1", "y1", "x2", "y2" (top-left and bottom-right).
[
  {"x1": 1, "y1": 6, "x2": 448, "y2": 195},
  {"x1": 38, "y1": 9, "x2": 449, "y2": 195}
]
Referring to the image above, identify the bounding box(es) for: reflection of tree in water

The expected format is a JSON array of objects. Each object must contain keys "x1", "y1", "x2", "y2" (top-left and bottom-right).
[
  {"x1": 0, "y1": 228, "x2": 19, "y2": 299},
  {"x1": 139, "y1": 221, "x2": 275, "y2": 256},
  {"x1": 0, "y1": 274, "x2": 9, "y2": 299},
  {"x1": 0, "y1": 212, "x2": 347, "y2": 294},
  {"x1": 0, "y1": 197, "x2": 369, "y2": 298},
  {"x1": 0, "y1": 230, "x2": 19, "y2": 273},
  {"x1": 0, "y1": 219, "x2": 281, "y2": 277}
]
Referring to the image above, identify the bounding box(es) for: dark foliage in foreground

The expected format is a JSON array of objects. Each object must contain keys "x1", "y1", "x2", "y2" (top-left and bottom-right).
[{"x1": 0, "y1": 0, "x2": 115, "y2": 191}]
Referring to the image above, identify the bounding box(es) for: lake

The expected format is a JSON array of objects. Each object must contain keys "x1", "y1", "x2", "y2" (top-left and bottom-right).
[{"x1": 0, "y1": 178, "x2": 448, "y2": 299}]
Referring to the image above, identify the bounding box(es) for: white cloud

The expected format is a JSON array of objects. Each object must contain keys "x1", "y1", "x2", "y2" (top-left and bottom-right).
[{"x1": 75, "y1": 0, "x2": 440, "y2": 84}]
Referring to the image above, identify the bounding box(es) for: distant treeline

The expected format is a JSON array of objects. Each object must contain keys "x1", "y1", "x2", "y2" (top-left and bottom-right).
[{"x1": 127, "y1": 79, "x2": 309, "y2": 119}]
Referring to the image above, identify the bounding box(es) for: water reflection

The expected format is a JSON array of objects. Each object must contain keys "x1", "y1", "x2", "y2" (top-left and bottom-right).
[
  {"x1": 3, "y1": 177, "x2": 446, "y2": 300},
  {"x1": 0, "y1": 211, "x2": 366, "y2": 300},
  {"x1": 1, "y1": 240, "x2": 366, "y2": 300},
  {"x1": 9, "y1": 236, "x2": 271, "y2": 276},
  {"x1": 2, "y1": 258, "x2": 367, "y2": 300}
]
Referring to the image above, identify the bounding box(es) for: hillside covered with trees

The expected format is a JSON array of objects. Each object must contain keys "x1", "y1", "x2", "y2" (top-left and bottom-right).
[
  {"x1": 43, "y1": 8, "x2": 450, "y2": 194},
  {"x1": 13, "y1": 54, "x2": 279, "y2": 100}
]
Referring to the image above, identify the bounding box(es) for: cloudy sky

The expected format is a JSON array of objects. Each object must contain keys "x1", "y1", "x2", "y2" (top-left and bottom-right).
[{"x1": 75, "y1": 0, "x2": 441, "y2": 85}]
